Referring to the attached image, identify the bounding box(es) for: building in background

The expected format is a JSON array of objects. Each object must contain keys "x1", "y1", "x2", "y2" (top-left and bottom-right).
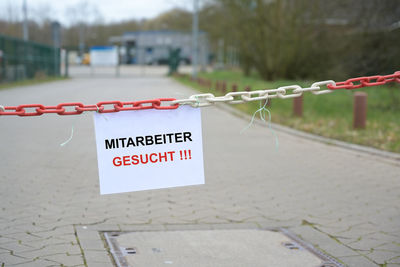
[{"x1": 109, "y1": 30, "x2": 209, "y2": 66}]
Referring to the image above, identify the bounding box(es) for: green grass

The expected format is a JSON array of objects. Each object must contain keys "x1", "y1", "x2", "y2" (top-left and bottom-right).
[
  {"x1": 174, "y1": 70, "x2": 400, "y2": 153},
  {"x1": 0, "y1": 76, "x2": 69, "y2": 90}
]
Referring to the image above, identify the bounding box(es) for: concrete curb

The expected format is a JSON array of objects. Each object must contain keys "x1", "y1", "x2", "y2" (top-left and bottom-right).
[{"x1": 214, "y1": 102, "x2": 400, "y2": 163}]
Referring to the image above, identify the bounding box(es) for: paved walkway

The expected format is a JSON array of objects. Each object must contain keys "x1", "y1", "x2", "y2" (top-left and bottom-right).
[{"x1": 0, "y1": 73, "x2": 399, "y2": 267}]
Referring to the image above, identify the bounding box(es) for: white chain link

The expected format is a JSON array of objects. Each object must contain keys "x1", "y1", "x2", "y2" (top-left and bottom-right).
[{"x1": 171, "y1": 80, "x2": 336, "y2": 107}]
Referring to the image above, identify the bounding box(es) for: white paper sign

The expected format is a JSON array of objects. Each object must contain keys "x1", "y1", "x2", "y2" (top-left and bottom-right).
[{"x1": 93, "y1": 106, "x2": 204, "y2": 195}]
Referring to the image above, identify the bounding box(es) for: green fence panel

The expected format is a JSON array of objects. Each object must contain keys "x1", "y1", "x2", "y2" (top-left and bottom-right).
[{"x1": 0, "y1": 34, "x2": 60, "y2": 83}]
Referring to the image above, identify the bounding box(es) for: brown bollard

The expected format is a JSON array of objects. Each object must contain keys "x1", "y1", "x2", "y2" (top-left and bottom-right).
[
  {"x1": 232, "y1": 83, "x2": 238, "y2": 92},
  {"x1": 353, "y1": 92, "x2": 367, "y2": 129},
  {"x1": 216, "y1": 81, "x2": 221, "y2": 91},
  {"x1": 245, "y1": 85, "x2": 251, "y2": 92},
  {"x1": 293, "y1": 95, "x2": 303, "y2": 117},
  {"x1": 222, "y1": 81, "x2": 227, "y2": 94}
]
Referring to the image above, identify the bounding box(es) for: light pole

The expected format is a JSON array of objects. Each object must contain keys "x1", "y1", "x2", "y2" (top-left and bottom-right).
[
  {"x1": 51, "y1": 21, "x2": 61, "y2": 76},
  {"x1": 192, "y1": 0, "x2": 199, "y2": 78},
  {"x1": 79, "y1": 24, "x2": 85, "y2": 59},
  {"x1": 22, "y1": 0, "x2": 29, "y2": 41}
]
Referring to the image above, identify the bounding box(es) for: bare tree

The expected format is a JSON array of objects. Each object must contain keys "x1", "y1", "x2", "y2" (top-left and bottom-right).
[{"x1": 217, "y1": 0, "x2": 332, "y2": 80}]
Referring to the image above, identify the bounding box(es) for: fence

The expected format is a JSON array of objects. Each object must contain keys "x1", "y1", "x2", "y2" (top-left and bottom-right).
[{"x1": 0, "y1": 34, "x2": 60, "y2": 83}]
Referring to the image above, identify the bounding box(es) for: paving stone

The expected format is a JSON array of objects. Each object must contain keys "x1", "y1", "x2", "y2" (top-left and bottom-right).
[
  {"x1": 348, "y1": 236, "x2": 396, "y2": 252},
  {"x1": 6, "y1": 259, "x2": 52, "y2": 267},
  {"x1": 0, "y1": 70, "x2": 399, "y2": 266},
  {"x1": 86, "y1": 263, "x2": 114, "y2": 267},
  {"x1": 0, "y1": 243, "x2": 37, "y2": 253},
  {"x1": 79, "y1": 238, "x2": 106, "y2": 251},
  {"x1": 291, "y1": 225, "x2": 358, "y2": 258},
  {"x1": 20, "y1": 244, "x2": 82, "y2": 259},
  {"x1": 0, "y1": 254, "x2": 31, "y2": 265},
  {"x1": 366, "y1": 250, "x2": 400, "y2": 265},
  {"x1": 337, "y1": 255, "x2": 378, "y2": 267},
  {"x1": 84, "y1": 250, "x2": 113, "y2": 264},
  {"x1": 38, "y1": 253, "x2": 84, "y2": 266},
  {"x1": 388, "y1": 255, "x2": 400, "y2": 264}
]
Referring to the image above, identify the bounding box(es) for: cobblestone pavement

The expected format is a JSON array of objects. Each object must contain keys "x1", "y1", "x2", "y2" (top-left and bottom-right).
[{"x1": 0, "y1": 74, "x2": 399, "y2": 267}]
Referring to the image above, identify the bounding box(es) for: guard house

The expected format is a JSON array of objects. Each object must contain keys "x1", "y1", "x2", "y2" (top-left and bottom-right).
[{"x1": 109, "y1": 30, "x2": 209, "y2": 65}]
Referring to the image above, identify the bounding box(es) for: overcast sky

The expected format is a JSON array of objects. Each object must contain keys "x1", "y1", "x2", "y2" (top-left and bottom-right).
[{"x1": 0, "y1": 0, "x2": 193, "y2": 25}]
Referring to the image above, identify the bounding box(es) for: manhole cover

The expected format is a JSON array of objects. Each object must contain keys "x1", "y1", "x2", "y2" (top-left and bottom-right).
[{"x1": 104, "y1": 228, "x2": 344, "y2": 267}]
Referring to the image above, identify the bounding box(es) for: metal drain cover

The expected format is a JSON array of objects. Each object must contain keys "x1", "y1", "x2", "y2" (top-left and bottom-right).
[{"x1": 104, "y1": 229, "x2": 343, "y2": 267}]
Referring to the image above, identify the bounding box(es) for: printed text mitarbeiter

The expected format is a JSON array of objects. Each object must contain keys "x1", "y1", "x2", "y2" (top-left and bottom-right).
[{"x1": 105, "y1": 132, "x2": 192, "y2": 149}]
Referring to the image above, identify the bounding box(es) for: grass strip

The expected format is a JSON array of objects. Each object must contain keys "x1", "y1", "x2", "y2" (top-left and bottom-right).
[{"x1": 174, "y1": 70, "x2": 400, "y2": 153}]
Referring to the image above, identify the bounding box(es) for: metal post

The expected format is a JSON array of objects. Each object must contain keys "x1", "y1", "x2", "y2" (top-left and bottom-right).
[
  {"x1": 293, "y1": 95, "x2": 303, "y2": 117},
  {"x1": 353, "y1": 92, "x2": 367, "y2": 129},
  {"x1": 22, "y1": 0, "x2": 29, "y2": 41},
  {"x1": 64, "y1": 50, "x2": 69, "y2": 77},
  {"x1": 14, "y1": 39, "x2": 17, "y2": 81},
  {"x1": 51, "y1": 21, "x2": 61, "y2": 76},
  {"x1": 217, "y1": 39, "x2": 224, "y2": 70},
  {"x1": 79, "y1": 24, "x2": 85, "y2": 60},
  {"x1": 116, "y1": 46, "x2": 120, "y2": 78},
  {"x1": 192, "y1": 0, "x2": 199, "y2": 78},
  {"x1": 233, "y1": 47, "x2": 238, "y2": 67},
  {"x1": 0, "y1": 38, "x2": 4, "y2": 82}
]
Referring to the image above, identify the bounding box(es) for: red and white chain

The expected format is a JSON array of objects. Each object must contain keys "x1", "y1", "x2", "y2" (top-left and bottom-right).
[{"x1": 0, "y1": 71, "x2": 399, "y2": 116}]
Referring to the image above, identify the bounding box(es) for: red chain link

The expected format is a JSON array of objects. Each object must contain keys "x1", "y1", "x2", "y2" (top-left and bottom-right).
[
  {"x1": 327, "y1": 71, "x2": 400, "y2": 90},
  {"x1": 0, "y1": 98, "x2": 179, "y2": 117}
]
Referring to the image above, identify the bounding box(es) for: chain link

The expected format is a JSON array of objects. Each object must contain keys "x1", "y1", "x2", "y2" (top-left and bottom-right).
[
  {"x1": 327, "y1": 72, "x2": 400, "y2": 90},
  {"x1": 310, "y1": 81, "x2": 336, "y2": 95},
  {"x1": 0, "y1": 72, "x2": 399, "y2": 116}
]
